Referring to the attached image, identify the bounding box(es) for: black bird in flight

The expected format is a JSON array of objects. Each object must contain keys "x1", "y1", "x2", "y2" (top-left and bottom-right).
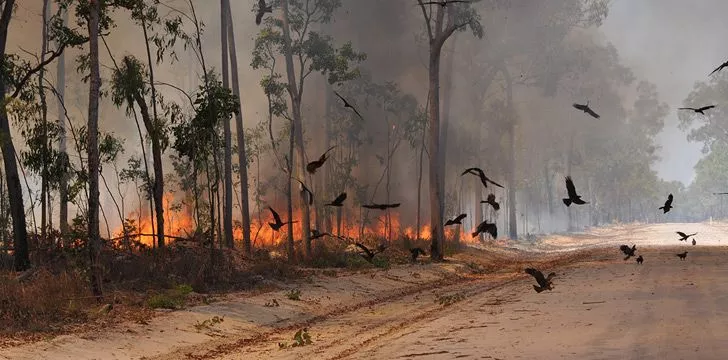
[
  {"x1": 444, "y1": 213, "x2": 467, "y2": 226},
  {"x1": 572, "y1": 102, "x2": 600, "y2": 119},
  {"x1": 255, "y1": 0, "x2": 273, "y2": 25},
  {"x1": 461, "y1": 167, "x2": 504, "y2": 189},
  {"x1": 714, "y1": 192, "x2": 728, "y2": 195},
  {"x1": 636, "y1": 255, "x2": 644, "y2": 264},
  {"x1": 562, "y1": 176, "x2": 588, "y2": 206},
  {"x1": 659, "y1": 193, "x2": 673, "y2": 213},
  {"x1": 525, "y1": 268, "x2": 556, "y2": 293},
  {"x1": 678, "y1": 105, "x2": 716, "y2": 115},
  {"x1": 692, "y1": 238, "x2": 697, "y2": 246},
  {"x1": 362, "y1": 203, "x2": 401, "y2": 210},
  {"x1": 709, "y1": 59, "x2": 728, "y2": 76},
  {"x1": 293, "y1": 178, "x2": 314, "y2": 205},
  {"x1": 410, "y1": 247, "x2": 427, "y2": 262},
  {"x1": 354, "y1": 242, "x2": 386, "y2": 263},
  {"x1": 268, "y1": 206, "x2": 297, "y2": 231},
  {"x1": 676, "y1": 251, "x2": 688, "y2": 261},
  {"x1": 419, "y1": 0, "x2": 470, "y2": 6},
  {"x1": 306, "y1": 146, "x2": 336, "y2": 174},
  {"x1": 311, "y1": 229, "x2": 331, "y2": 240},
  {"x1": 620, "y1": 244, "x2": 637, "y2": 260},
  {"x1": 676, "y1": 231, "x2": 697, "y2": 242},
  {"x1": 325, "y1": 192, "x2": 347, "y2": 207},
  {"x1": 481, "y1": 193, "x2": 500, "y2": 211},
  {"x1": 333, "y1": 91, "x2": 364, "y2": 120},
  {"x1": 472, "y1": 220, "x2": 497, "y2": 239}
]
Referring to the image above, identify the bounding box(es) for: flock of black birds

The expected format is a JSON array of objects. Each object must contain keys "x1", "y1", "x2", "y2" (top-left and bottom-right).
[{"x1": 254, "y1": 0, "x2": 727, "y2": 293}]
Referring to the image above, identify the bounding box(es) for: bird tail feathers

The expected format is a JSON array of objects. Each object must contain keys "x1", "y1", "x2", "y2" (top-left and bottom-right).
[{"x1": 562, "y1": 198, "x2": 572, "y2": 207}]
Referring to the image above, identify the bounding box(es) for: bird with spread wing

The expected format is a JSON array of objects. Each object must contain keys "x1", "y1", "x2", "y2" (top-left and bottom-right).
[
  {"x1": 562, "y1": 176, "x2": 588, "y2": 206},
  {"x1": 525, "y1": 268, "x2": 556, "y2": 293}
]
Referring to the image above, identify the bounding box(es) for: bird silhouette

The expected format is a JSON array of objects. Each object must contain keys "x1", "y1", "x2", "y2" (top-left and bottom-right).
[
  {"x1": 636, "y1": 255, "x2": 643, "y2": 264},
  {"x1": 481, "y1": 193, "x2": 500, "y2": 211},
  {"x1": 676, "y1": 231, "x2": 696, "y2": 242},
  {"x1": 659, "y1": 193, "x2": 673, "y2": 213},
  {"x1": 620, "y1": 244, "x2": 637, "y2": 260},
  {"x1": 461, "y1": 167, "x2": 504, "y2": 189},
  {"x1": 714, "y1": 192, "x2": 728, "y2": 195},
  {"x1": 679, "y1": 105, "x2": 716, "y2": 115},
  {"x1": 325, "y1": 192, "x2": 347, "y2": 207},
  {"x1": 676, "y1": 251, "x2": 688, "y2": 260},
  {"x1": 255, "y1": 0, "x2": 273, "y2": 25},
  {"x1": 362, "y1": 203, "x2": 400, "y2": 210},
  {"x1": 311, "y1": 229, "x2": 331, "y2": 240},
  {"x1": 354, "y1": 242, "x2": 386, "y2": 263},
  {"x1": 419, "y1": 0, "x2": 471, "y2": 6},
  {"x1": 306, "y1": 146, "x2": 336, "y2": 174},
  {"x1": 692, "y1": 238, "x2": 696, "y2": 246},
  {"x1": 709, "y1": 60, "x2": 728, "y2": 76},
  {"x1": 333, "y1": 91, "x2": 363, "y2": 120},
  {"x1": 410, "y1": 247, "x2": 427, "y2": 262},
  {"x1": 293, "y1": 178, "x2": 314, "y2": 205},
  {"x1": 562, "y1": 176, "x2": 588, "y2": 206},
  {"x1": 444, "y1": 213, "x2": 467, "y2": 226},
  {"x1": 472, "y1": 220, "x2": 497, "y2": 239},
  {"x1": 268, "y1": 206, "x2": 297, "y2": 231},
  {"x1": 525, "y1": 268, "x2": 556, "y2": 293},
  {"x1": 572, "y1": 102, "x2": 600, "y2": 119}
]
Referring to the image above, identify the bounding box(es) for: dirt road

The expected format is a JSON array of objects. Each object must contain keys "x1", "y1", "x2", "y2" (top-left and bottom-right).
[{"x1": 2, "y1": 222, "x2": 726, "y2": 360}]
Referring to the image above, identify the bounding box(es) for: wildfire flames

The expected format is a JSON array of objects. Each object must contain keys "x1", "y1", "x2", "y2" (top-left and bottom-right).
[{"x1": 115, "y1": 193, "x2": 479, "y2": 248}]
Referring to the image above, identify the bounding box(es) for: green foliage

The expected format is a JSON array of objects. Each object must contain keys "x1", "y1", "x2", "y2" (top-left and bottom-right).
[
  {"x1": 146, "y1": 283, "x2": 193, "y2": 309},
  {"x1": 285, "y1": 289, "x2": 301, "y2": 300},
  {"x1": 279, "y1": 328, "x2": 313, "y2": 349}
]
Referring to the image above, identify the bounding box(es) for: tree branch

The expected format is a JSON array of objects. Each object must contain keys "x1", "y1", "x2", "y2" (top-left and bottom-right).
[
  {"x1": 11, "y1": 44, "x2": 66, "y2": 99},
  {"x1": 417, "y1": 0, "x2": 434, "y2": 41}
]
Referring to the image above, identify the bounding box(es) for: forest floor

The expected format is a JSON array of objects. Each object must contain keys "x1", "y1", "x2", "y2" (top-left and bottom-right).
[{"x1": 2, "y1": 222, "x2": 728, "y2": 359}]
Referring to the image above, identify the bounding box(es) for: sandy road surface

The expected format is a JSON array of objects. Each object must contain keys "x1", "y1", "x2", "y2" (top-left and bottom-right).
[{"x1": 2, "y1": 222, "x2": 726, "y2": 360}]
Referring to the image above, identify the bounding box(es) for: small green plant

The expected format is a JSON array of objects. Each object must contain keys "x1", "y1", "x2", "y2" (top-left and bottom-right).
[
  {"x1": 285, "y1": 289, "x2": 301, "y2": 301},
  {"x1": 193, "y1": 315, "x2": 224, "y2": 332},
  {"x1": 264, "y1": 299, "x2": 280, "y2": 307},
  {"x1": 435, "y1": 293, "x2": 466, "y2": 306},
  {"x1": 146, "y1": 283, "x2": 194, "y2": 309},
  {"x1": 278, "y1": 328, "x2": 313, "y2": 349}
]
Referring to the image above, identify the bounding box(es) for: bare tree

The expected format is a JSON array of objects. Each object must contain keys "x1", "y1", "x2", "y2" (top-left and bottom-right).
[
  {"x1": 57, "y1": 4, "x2": 69, "y2": 240},
  {"x1": 220, "y1": 0, "x2": 233, "y2": 248},
  {"x1": 87, "y1": 0, "x2": 103, "y2": 298}
]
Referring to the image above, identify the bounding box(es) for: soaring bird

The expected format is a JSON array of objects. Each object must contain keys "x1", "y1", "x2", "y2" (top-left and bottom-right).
[
  {"x1": 676, "y1": 231, "x2": 697, "y2": 242},
  {"x1": 410, "y1": 247, "x2": 427, "y2": 262},
  {"x1": 306, "y1": 146, "x2": 336, "y2": 174},
  {"x1": 562, "y1": 176, "x2": 588, "y2": 206},
  {"x1": 481, "y1": 193, "x2": 500, "y2": 211},
  {"x1": 620, "y1": 244, "x2": 637, "y2": 260},
  {"x1": 293, "y1": 178, "x2": 314, "y2": 205},
  {"x1": 678, "y1": 105, "x2": 716, "y2": 115},
  {"x1": 325, "y1": 192, "x2": 347, "y2": 207},
  {"x1": 419, "y1": 0, "x2": 470, "y2": 6},
  {"x1": 692, "y1": 238, "x2": 697, "y2": 246},
  {"x1": 659, "y1": 193, "x2": 673, "y2": 213},
  {"x1": 709, "y1": 60, "x2": 728, "y2": 76},
  {"x1": 714, "y1": 192, "x2": 728, "y2": 195},
  {"x1": 255, "y1": 0, "x2": 273, "y2": 25},
  {"x1": 333, "y1": 91, "x2": 363, "y2": 120},
  {"x1": 461, "y1": 167, "x2": 504, "y2": 189},
  {"x1": 472, "y1": 220, "x2": 497, "y2": 239},
  {"x1": 636, "y1": 255, "x2": 644, "y2": 264},
  {"x1": 354, "y1": 242, "x2": 386, "y2": 263},
  {"x1": 362, "y1": 203, "x2": 400, "y2": 210},
  {"x1": 676, "y1": 251, "x2": 688, "y2": 260},
  {"x1": 268, "y1": 206, "x2": 297, "y2": 231},
  {"x1": 525, "y1": 268, "x2": 556, "y2": 293},
  {"x1": 572, "y1": 102, "x2": 600, "y2": 119},
  {"x1": 444, "y1": 213, "x2": 467, "y2": 226},
  {"x1": 311, "y1": 229, "x2": 331, "y2": 240}
]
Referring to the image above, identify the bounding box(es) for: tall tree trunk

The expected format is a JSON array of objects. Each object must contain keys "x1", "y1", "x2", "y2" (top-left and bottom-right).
[
  {"x1": 280, "y1": 0, "x2": 311, "y2": 258},
  {"x1": 39, "y1": 0, "x2": 50, "y2": 242},
  {"x1": 438, "y1": 33, "x2": 457, "y2": 221},
  {"x1": 323, "y1": 83, "x2": 333, "y2": 233},
  {"x1": 223, "y1": 1, "x2": 252, "y2": 255},
  {"x1": 220, "y1": 0, "x2": 233, "y2": 248},
  {"x1": 57, "y1": 5, "x2": 69, "y2": 240},
  {"x1": 474, "y1": 178, "x2": 483, "y2": 241},
  {"x1": 0, "y1": 0, "x2": 29, "y2": 271},
  {"x1": 287, "y1": 124, "x2": 295, "y2": 261},
  {"x1": 141, "y1": 17, "x2": 165, "y2": 249},
  {"x1": 87, "y1": 0, "x2": 103, "y2": 299},
  {"x1": 502, "y1": 65, "x2": 518, "y2": 240},
  {"x1": 415, "y1": 121, "x2": 426, "y2": 240}
]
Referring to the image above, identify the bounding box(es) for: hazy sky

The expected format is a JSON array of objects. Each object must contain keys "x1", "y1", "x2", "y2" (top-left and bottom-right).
[{"x1": 601, "y1": 0, "x2": 728, "y2": 184}]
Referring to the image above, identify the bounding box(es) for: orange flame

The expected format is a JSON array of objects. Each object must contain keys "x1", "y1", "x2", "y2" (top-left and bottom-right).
[{"x1": 115, "y1": 193, "x2": 481, "y2": 247}]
